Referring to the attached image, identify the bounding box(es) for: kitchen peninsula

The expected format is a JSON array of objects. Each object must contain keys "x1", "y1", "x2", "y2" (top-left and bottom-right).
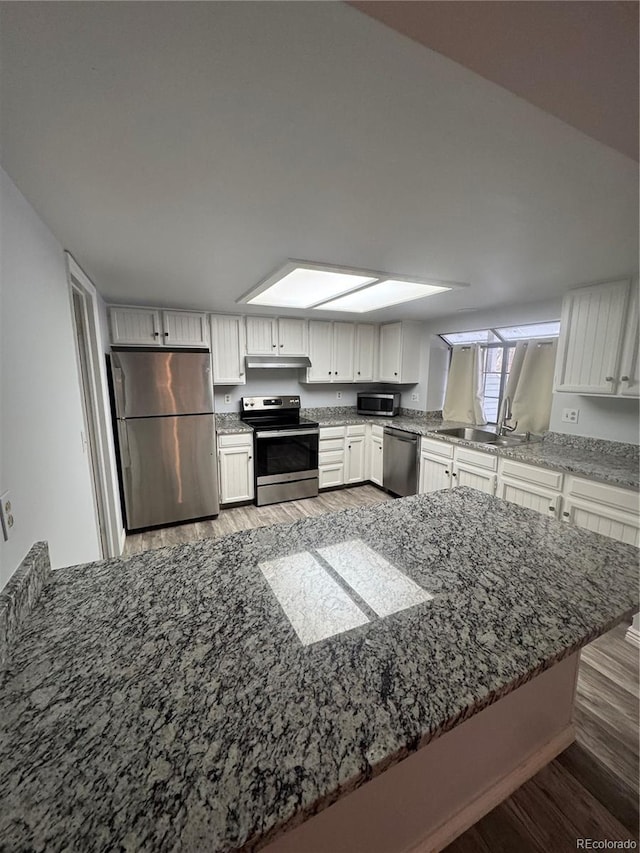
[{"x1": 0, "y1": 489, "x2": 638, "y2": 852}]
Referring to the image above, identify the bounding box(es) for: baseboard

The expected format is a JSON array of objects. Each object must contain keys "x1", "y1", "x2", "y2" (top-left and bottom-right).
[
  {"x1": 625, "y1": 625, "x2": 640, "y2": 648},
  {"x1": 407, "y1": 725, "x2": 576, "y2": 853}
]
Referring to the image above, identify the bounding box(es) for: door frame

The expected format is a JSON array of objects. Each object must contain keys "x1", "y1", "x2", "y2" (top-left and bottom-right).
[{"x1": 66, "y1": 252, "x2": 124, "y2": 558}]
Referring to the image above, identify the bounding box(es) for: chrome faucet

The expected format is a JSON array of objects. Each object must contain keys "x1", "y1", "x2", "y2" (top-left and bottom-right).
[{"x1": 498, "y1": 396, "x2": 518, "y2": 435}]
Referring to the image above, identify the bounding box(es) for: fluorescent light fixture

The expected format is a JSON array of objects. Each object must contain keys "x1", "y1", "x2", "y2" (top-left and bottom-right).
[
  {"x1": 318, "y1": 279, "x2": 451, "y2": 313},
  {"x1": 238, "y1": 260, "x2": 466, "y2": 313},
  {"x1": 239, "y1": 261, "x2": 377, "y2": 309}
]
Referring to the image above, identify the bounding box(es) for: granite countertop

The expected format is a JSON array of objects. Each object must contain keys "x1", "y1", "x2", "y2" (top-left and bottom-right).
[
  {"x1": 308, "y1": 412, "x2": 639, "y2": 491},
  {"x1": 1, "y1": 489, "x2": 638, "y2": 852}
]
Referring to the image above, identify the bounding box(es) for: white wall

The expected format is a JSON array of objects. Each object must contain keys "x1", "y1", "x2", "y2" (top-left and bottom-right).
[
  {"x1": 549, "y1": 394, "x2": 639, "y2": 444},
  {"x1": 0, "y1": 168, "x2": 101, "y2": 590}
]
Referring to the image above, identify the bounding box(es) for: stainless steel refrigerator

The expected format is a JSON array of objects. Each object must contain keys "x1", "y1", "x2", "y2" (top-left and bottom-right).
[{"x1": 111, "y1": 349, "x2": 219, "y2": 530}]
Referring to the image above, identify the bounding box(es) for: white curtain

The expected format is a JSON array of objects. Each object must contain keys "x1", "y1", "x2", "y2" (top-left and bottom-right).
[
  {"x1": 442, "y1": 344, "x2": 486, "y2": 425},
  {"x1": 502, "y1": 339, "x2": 557, "y2": 433}
]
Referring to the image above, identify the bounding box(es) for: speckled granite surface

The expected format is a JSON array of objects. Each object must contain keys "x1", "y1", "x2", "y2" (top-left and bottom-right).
[
  {"x1": 0, "y1": 541, "x2": 50, "y2": 669},
  {"x1": 215, "y1": 413, "x2": 253, "y2": 434},
  {"x1": 1, "y1": 490, "x2": 638, "y2": 852}
]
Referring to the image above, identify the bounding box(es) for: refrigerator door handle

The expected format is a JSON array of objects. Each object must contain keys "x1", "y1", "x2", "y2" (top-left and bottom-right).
[
  {"x1": 117, "y1": 420, "x2": 131, "y2": 468},
  {"x1": 113, "y1": 366, "x2": 127, "y2": 418}
]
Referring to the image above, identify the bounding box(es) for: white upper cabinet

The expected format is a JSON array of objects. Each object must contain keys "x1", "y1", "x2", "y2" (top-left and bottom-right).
[
  {"x1": 355, "y1": 324, "x2": 376, "y2": 381},
  {"x1": 378, "y1": 322, "x2": 421, "y2": 383},
  {"x1": 305, "y1": 321, "x2": 354, "y2": 382},
  {"x1": 110, "y1": 307, "x2": 162, "y2": 345},
  {"x1": 619, "y1": 282, "x2": 639, "y2": 398},
  {"x1": 278, "y1": 318, "x2": 307, "y2": 355},
  {"x1": 162, "y1": 311, "x2": 209, "y2": 347},
  {"x1": 245, "y1": 316, "x2": 308, "y2": 356},
  {"x1": 210, "y1": 314, "x2": 246, "y2": 385},
  {"x1": 554, "y1": 279, "x2": 630, "y2": 395},
  {"x1": 110, "y1": 306, "x2": 208, "y2": 347},
  {"x1": 307, "y1": 321, "x2": 334, "y2": 382},
  {"x1": 245, "y1": 317, "x2": 276, "y2": 354},
  {"x1": 332, "y1": 323, "x2": 355, "y2": 382}
]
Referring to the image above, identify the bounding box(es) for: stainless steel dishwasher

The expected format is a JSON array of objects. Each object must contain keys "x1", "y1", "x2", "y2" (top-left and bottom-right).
[{"x1": 383, "y1": 428, "x2": 419, "y2": 496}]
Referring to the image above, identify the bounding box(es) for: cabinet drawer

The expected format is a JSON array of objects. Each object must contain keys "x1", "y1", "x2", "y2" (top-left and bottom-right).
[
  {"x1": 455, "y1": 447, "x2": 497, "y2": 471},
  {"x1": 499, "y1": 460, "x2": 563, "y2": 491},
  {"x1": 567, "y1": 476, "x2": 639, "y2": 514},
  {"x1": 319, "y1": 437, "x2": 345, "y2": 452},
  {"x1": 371, "y1": 425, "x2": 384, "y2": 438},
  {"x1": 319, "y1": 464, "x2": 344, "y2": 489},
  {"x1": 218, "y1": 432, "x2": 253, "y2": 447},
  {"x1": 320, "y1": 426, "x2": 346, "y2": 440},
  {"x1": 346, "y1": 424, "x2": 367, "y2": 437},
  {"x1": 422, "y1": 437, "x2": 454, "y2": 459},
  {"x1": 319, "y1": 450, "x2": 344, "y2": 466}
]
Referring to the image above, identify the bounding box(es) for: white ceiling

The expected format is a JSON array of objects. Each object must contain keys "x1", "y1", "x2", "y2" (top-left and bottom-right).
[{"x1": 0, "y1": 2, "x2": 637, "y2": 326}]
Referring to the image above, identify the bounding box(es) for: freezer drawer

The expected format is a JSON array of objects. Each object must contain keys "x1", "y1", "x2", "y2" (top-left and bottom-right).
[{"x1": 118, "y1": 414, "x2": 218, "y2": 529}]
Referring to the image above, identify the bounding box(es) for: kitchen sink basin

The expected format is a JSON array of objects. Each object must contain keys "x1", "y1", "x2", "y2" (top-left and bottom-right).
[
  {"x1": 435, "y1": 427, "x2": 500, "y2": 442},
  {"x1": 435, "y1": 427, "x2": 535, "y2": 447}
]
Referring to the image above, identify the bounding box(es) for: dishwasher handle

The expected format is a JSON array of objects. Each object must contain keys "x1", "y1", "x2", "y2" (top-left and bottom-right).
[{"x1": 384, "y1": 428, "x2": 418, "y2": 444}]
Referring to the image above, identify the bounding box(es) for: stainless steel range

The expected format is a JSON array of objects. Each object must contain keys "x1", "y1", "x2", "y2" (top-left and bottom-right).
[{"x1": 240, "y1": 396, "x2": 319, "y2": 506}]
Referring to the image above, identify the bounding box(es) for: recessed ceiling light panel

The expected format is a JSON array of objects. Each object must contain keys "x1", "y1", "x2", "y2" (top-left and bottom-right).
[
  {"x1": 318, "y1": 280, "x2": 451, "y2": 313},
  {"x1": 239, "y1": 261, "x2": 377, "y2": 309}
]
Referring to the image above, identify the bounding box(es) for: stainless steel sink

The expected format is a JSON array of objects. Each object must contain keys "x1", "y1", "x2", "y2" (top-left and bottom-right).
[{"x1": 435, "y1": 427, "x2": 500, "y2": 442}]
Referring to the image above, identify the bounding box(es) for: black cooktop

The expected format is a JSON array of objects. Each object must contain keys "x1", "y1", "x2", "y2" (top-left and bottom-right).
[{"x1": 240, "y1": 414, "x2": 319, "y2": 431}]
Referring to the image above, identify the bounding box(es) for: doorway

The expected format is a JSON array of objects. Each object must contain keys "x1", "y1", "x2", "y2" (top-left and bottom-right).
[{"x1": 66, "y1": 253, "x2": 123, "y2": 559}]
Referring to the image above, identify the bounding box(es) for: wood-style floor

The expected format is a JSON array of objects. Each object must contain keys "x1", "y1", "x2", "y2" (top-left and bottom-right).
[
  {"x1": 123, "y1": 484, "x2": 393, "y2": 555},
  {"x1": 123, "y1": 485, "x2": 639, "y2": 851}
]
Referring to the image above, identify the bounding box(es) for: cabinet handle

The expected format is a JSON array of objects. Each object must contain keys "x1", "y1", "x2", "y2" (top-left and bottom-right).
[
  {"x1": 621, "y1": 375, "x2": 630, "y2": 382},
  {"x1": 445, "y1": 470, "x2": 449, "y2": 475},
  {"x1": 394, "y1": 372, "x2": 398, "y2": 376},
  {"x1": 153, "y1": 331, "x2": 159, "y2": 338},
  {"x1": 548, "y1": 506, "x2": 555, "y2": 512},
  {"x1": 357, "y1": 371, "x2": 361, "y2": 375},
  {"x1": 563, "y1": 511, "x2": 570, "y2": 517},
  {"x1": 240, "y1": 371, "x2": 245, "y2": 376},
  {"x1": 279, "y1": 343, "x2": 283, "y2": 347},
  {"x1": 605, "y1": 376, "x2": 614, "y2": 382},
  {"x1": 452, "y1": 472, "x2": 457, "y2": 478},
  {"x1": 272, "y1": 344, "x2": 277, "y2": 348},
  {"x1": 164, "y1": 331, "x2": 169, "y2": 337},
  {"x1": 328, "y1": 371, "x2": 332, "y2": 375},
  {"x1": 248, "y1": 456, "x2": 252, "y2": 460}
]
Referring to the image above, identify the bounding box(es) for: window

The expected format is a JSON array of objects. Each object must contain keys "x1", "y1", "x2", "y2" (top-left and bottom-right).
[{"x1": 440, "y1": 321, "x2": 560, "y2": 424}]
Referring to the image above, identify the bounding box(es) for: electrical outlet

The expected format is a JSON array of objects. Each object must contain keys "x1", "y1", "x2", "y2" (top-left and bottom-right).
[
  {"x1": 561, "y1": 408, "x2": 579, "y2": 424},
  {"x1": 336, "y1": 391, "x2": 342, "y2": 400},
  {"x1": 411, "y1": 393, "x2": 419, "y2": 402},
  {"x1": 224, "y1": 393, "x2": 231, "y2": 405},
  {"x1": 0, "y1": 492, "x2": 14, "y2": 542}
]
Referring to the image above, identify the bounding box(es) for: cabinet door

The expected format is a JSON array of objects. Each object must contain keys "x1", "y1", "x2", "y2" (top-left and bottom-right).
[
  {"x1": 619, "y1": 284, "x2": 639, "y2": 397},
  {"x1": 319, "y1": 463, "x2": 344, "y2": 490},
  {"x1": 210, "y1": 315, "x2": 246, "y2": 385},
  {"x1": 497, "y1": 478, "x2": 561, "y2": 518},
  {"x1": 379, "y1": 323, "x2": 402, "y2": 382},
  {"x1": 246, "y1": 317, "x2": 277, "y2": 355},
  {"x1": 355, "y1": 324, "x2": 376, "y2": 382},
  {"x1": 218, "y1": 445, "x2": 254, "y2": 503},
  {"x1": 452, "y1": 463, "x2": 496, "y2": 495},
  {"x1": 110, "y1": 307, "x2": 161, "y2": 345},
  {"x1": 278, "y1": 318, "x2": 308, "y2": 355},
  {"x1": 419, "y1": 453, "x2": 452, "y2": 494},
  {"x1": 307, "y1": 321, "x2": 334, "y2": 382},
  {"x1": 345, "y1": 435, "x2": 366, "y2": 483},
  {"x1": 555, "y1": 280, "x2": 629, "y2": 394},
  {"x1": 162, "y1": 311, "x2": 209, "y2": 347},
  {"x1": 562, "y1": 498, "x2": 640, "y2": 546},
  {"x1": 370, "y1": 436, "x2": 384, "y2": 486},
  {"x1": 332, "y1": 323, "x2": 355, "y2": 382}
]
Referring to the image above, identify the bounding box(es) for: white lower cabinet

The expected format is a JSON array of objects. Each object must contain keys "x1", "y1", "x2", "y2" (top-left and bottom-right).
[
  {"x1": 345, "y1": 426, "x2": 366, "y2": 484},
  {"x1": 218, "y1": 433, "x2": 254, "y2": 504},
  {"x1": 562, "y1": 475, "x2": 640, "y2": 546},
  {"x1": 319, "y1": 426, "x2": 346, "y2": 489},
  {"x1": 497, "y1": 458, "x2": 563, "y2": 519},
  {"x1": 369, "y1": 426, "x2": 384, "y2": 487},
  {"x1": 419, "y1": 437, "x2": 454, "y2": 493},
  {"x1": 451, "y1": 447, "x2": 497, "y2": 496}
]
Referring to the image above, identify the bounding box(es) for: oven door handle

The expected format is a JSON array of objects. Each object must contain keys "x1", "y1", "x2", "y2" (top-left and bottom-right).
[{"x1": 255, "y1": 428, "x2": 319, "y2": 439}]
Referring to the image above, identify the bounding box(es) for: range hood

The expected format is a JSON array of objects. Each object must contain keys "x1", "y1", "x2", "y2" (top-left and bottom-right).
[{"x1": 245, "y1": 355, "x2": 312, "y2": 369}]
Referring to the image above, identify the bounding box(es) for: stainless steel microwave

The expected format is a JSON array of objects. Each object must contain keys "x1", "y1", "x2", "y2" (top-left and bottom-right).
[{"x1": 357, "y1": 392, "x2": 400, "y2": 417}]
